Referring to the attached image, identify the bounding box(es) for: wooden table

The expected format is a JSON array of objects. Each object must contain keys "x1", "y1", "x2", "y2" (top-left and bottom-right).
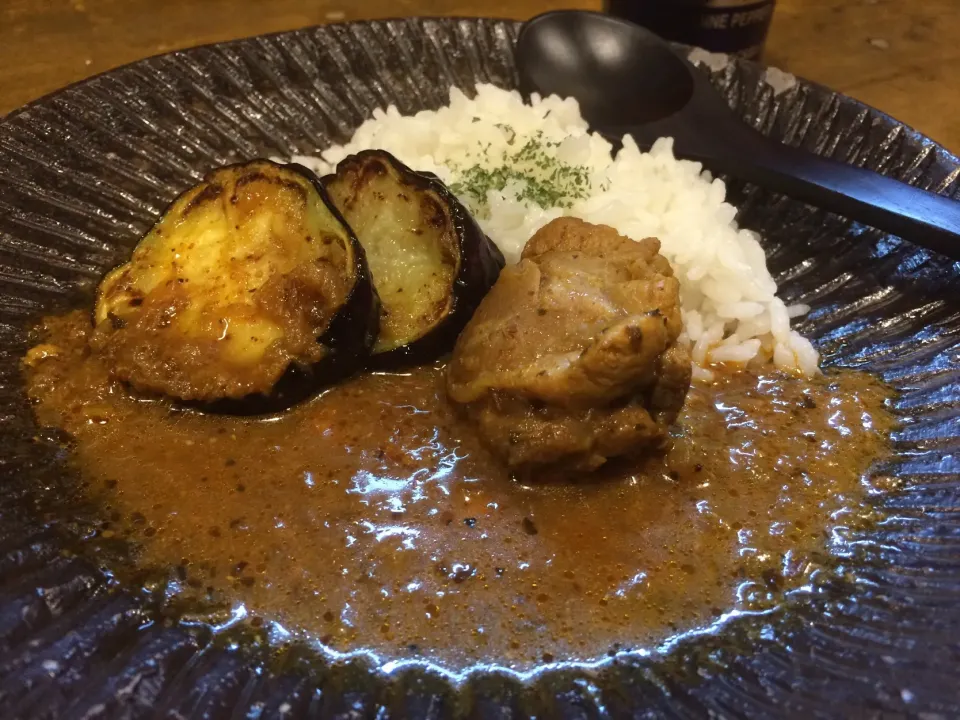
[{"x1": 1, "y1": 0, "x2": 957, "y2": 151}]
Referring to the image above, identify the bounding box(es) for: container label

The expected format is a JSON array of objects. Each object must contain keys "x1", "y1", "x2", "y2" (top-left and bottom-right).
[
  {"x1": 696, "y1": 0, "x2": 776, "y2": 57},
  {"x1": 605, "y1": 0, "x2": 777, "y2": 59}
]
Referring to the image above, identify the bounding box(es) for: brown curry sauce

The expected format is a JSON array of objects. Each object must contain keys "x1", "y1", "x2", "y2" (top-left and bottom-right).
[{"x1": 25, "y1": 311, "x2": 895, "y2": 670}]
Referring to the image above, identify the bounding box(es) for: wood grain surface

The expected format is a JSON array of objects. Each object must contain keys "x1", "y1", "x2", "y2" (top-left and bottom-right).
[{"x1": 0, "y1": 0, "x2": 957, "y2": 150}]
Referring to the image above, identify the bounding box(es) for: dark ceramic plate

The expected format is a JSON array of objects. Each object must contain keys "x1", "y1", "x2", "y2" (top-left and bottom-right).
[{"x1": 1, "y1": 17, "x2": 959, "y2": 719}]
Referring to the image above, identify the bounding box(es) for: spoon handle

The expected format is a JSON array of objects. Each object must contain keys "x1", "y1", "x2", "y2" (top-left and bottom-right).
[{"x1": 707, "y1": 135, "x2": 960, "y2": 259}]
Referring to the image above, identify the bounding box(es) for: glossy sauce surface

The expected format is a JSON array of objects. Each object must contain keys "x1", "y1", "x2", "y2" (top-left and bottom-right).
[{"x1": 26, "y1": 311, "x2": 895, "y2": 669}]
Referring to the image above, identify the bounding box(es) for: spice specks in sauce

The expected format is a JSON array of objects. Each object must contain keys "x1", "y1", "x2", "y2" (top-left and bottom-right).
[{"x1": 25, "y1": 311, "x2": 896, "y2": 670}]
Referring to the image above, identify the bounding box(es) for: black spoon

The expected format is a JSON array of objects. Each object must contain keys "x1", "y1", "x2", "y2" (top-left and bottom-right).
[{"x1": 516, "y1": 10, "x2": 960, "y2": 260}]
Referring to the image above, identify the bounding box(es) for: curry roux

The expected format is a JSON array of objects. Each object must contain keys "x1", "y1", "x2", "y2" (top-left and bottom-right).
[{"x1": 25, "y1": 311, "x2": 896, "y2": 669}]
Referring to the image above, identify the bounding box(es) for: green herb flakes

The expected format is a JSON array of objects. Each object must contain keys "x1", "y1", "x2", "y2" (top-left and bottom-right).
[{"x1": 449, "y1": 130, "x2": 592, "y2": 213}]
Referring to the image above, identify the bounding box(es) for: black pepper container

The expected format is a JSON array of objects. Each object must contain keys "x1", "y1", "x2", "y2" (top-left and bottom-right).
[{"x1": 604, "y1": 0, "x2": 777, "y2": 60}]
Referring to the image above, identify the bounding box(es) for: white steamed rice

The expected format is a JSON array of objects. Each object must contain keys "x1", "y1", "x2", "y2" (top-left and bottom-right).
[{"x1": 293, "y1": 84, "x2": 818, "y2": 379}]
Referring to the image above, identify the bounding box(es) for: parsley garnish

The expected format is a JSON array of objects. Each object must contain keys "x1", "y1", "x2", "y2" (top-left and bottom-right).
[{"x1": 449, "y1": 129, "x2": 592, "y2": 213}]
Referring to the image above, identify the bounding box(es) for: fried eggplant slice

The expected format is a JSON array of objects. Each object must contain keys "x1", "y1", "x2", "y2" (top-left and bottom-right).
[
  {"x1": 324, "y1": 150, "x2": 504, "y2": 365},
  {"x1": 91, "y1": 160, "x2": 378, "y2": 410}
]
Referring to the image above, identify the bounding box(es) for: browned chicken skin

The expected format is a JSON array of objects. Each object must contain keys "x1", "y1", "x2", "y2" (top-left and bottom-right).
[{"x1": 447, "y1": 217, "x2": 692, "y2": 475}]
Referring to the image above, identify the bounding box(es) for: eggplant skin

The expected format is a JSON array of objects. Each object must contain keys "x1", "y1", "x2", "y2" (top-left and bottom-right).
[
  {"x1": 91, "y1": 160, "x2": 379, "y2": 413},
  {"x1": 324, "y1": 150, "x2": 505, "y2": 367}
]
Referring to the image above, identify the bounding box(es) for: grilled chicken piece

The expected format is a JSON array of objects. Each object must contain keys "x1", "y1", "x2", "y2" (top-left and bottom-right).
[{"x1": 447, "y1": 217, "x2": 691, "y2": 475}]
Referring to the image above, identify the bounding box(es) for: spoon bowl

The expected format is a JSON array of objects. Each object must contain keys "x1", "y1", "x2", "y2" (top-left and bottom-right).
[
  {"x1": 517, "y1": 11, "x2": 960, "y2": 260},
  {"x1": 516, "y1": 12, "x2": 693, "y2": 126}
]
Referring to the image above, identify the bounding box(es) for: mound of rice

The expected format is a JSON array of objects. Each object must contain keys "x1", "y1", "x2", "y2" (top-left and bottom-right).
[{"x1": 294, "y1": 84, "x2": 818, "y2": 379}]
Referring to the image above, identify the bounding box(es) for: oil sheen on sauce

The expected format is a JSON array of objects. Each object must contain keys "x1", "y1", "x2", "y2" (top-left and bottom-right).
[{"x1": 25, "y1": 311, "x2": 896, "y2": 670}]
